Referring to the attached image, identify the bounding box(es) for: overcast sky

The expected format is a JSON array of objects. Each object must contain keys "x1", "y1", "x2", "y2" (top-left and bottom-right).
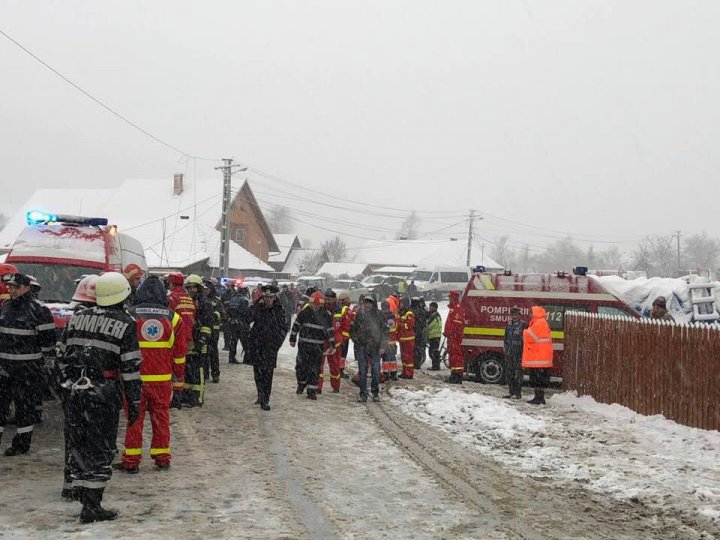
[{"x1": 2, "y1": 1, "x2": 719, "y2": 257}]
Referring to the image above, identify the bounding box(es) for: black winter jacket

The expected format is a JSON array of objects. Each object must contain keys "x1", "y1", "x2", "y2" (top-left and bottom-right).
[
  {"x1": 0, "y1": 292, "x2": 56, "y2": 362},
  {"x1": 350, "y1": 307, "x2": 386, "y2": 350},
  {"x1": 246, "y1": 302, "x2": 288, "y2": 369}
]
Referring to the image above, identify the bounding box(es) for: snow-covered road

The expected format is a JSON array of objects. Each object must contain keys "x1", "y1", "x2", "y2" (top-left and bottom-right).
[{"x1": 0, "y1": 339, "x2": 718, "y2": 539}]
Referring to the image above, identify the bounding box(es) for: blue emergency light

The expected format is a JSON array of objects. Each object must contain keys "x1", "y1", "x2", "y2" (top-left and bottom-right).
[{"x1": 26, "y1": 211, "x2": 108, "y2": 227}]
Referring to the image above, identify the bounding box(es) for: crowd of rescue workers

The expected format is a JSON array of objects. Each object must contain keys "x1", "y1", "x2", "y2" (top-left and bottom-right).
[{"x1": 0, "y1": 262, "x2": 568, "y2": 524}]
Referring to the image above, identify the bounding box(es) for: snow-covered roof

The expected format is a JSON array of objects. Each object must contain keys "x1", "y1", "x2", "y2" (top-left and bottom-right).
[
  {"x1": 346, "y1": 239, "x2": 503, "y2": 270},
  {"x1": 316, "y1": 262, "x2": 371, "y2": 277},
  {"x1": 282, "y1": 248, "x2": 314, "y2": 275},
  {"x1": 0, "y1": 178, "x2": 272, "y2": 272},
  {"x1": 269, "y1": 234, "x2": 300, "y2": 263},
  {"x1": 373, "y1": 266, "x2": 417, "y2": 275}
]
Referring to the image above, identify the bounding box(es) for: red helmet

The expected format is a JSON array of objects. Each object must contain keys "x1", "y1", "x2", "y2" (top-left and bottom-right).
[
  {"x1": 0, "y1": 263, "x2": 18, "y2": 277},
  {"x1": 123, "y1": 263, "x2": 145, "y2": 280},
  {"x1": 168, "y1": 272, "x2": 185, "y2": 286},
  {"x1": 72, "y1": 274, "x2": 99, "y2": 303},
  {"x1": 309, "y1": 291, "x2": 325, "y2": 307}
]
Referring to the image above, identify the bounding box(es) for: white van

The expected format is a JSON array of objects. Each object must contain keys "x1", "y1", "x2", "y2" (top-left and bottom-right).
[{"x1": 410, "y1": 266, "x2": 471, "y2": 300}]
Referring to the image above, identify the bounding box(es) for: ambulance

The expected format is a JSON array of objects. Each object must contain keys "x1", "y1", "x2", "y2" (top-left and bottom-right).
[
  {"x1": 5, "y1": 211, "x2": 147, "y2": 330},
  {"x1": 459, "y1": 268, "x2": 640, "y2": 384}
]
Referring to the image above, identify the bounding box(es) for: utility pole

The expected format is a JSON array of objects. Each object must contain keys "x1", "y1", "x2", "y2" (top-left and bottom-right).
[
  {"x1": 215, "y1": 159, "x2": 249, "y2": 277},
  {"x1": 466, "y1": 210, "x2": 475, "y2": 266},
  {"x1": 674, "y1": 229, "x2": 682, "y2": 271},
  {"x1": 217, "y1": 158, "x2": 233, "y2": 276}
]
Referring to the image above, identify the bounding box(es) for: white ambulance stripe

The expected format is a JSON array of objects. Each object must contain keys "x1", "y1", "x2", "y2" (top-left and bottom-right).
[
  {"x1": 66, "y1": 338, "x2": 120, "y2": 354},
  {"x1": 16, "y1": 425, "x2": 34, "y2": 434},
  {"x1": 73, "y1": 480, "x2": 107, "y2": 489},
  {"x1": 466, "y1": 290, "x2": 617, "y2": 301},
  {"x1": 122, "y1": 372, "x2": 140, "y2": 381},
  {"x1": 461, "y1": 338, "x2": 564, "y2": 351},
  {"x1": 36, "y1": 323, "x2": 56, "y2": 331}
]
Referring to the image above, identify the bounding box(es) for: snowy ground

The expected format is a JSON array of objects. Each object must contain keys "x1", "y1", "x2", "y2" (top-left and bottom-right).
[
  {"x1": 0, "y1": 333, "x2": 718, "y2": 539},
  {"x1": 392, "y1": 380, "x2": 720, "y2": 536}
]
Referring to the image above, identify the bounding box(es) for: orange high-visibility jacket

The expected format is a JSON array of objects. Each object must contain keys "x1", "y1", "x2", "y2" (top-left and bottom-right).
[{"x1": 522, "y1": 306, "x2": 553, "y2": 369}]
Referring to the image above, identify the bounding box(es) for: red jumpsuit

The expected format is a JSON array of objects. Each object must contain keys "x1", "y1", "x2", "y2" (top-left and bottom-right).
[
  {"x1": 318, "y1": 304, "x2": 349, "y2": 392},
  {"x1": 382, "y1": 312, "x2": 399, "y2": 380},
  {"x1": 167, "y1": 286, "x2": 195, "y2": 393},
  {"x1": 398, "y1": 309, "x2": 416, "y2": 378},
  {"x1": 444, "y1": 300, "x2": 466, "y2": 378},
  {"x1": 123, "y1": 307, "x2": 187, "y2": 469}
]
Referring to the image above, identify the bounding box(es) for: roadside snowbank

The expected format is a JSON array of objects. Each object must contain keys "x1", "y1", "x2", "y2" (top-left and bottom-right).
[{"x1": 391, "y1": 387, "x2": 720, "y2": 525}]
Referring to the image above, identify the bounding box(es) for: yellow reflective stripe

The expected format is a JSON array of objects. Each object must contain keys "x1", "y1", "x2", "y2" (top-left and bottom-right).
[
  {"x1": 200, "y1": 327, "x2": 212, "y2": 334},
  {"x1": 150, "y1": 448, "x2": 170, "y2": 455},
  {"x1": 172, "y1": 312, "x2": 181, "y2": 328},
  {"x1": 463, "y1": 326, "x2": 564, "y2": 339},
  {"x1": 450, "y1": 367, "x2": 464, "y2": 372},
  {"x1": 341, "y1": 331, "x2": 350, "y2": 337},
  {"x1": 174, "y1": 357, "x2": 186, "y2": 365},
  {"x1": 141, "y1": 374, "x2": 172, "y2": 382},
  {"x1": 330, "y1": 374, "x2": 341, "y2": 379},
  {"x1": 173, "y1": 382, "x2": 184, "y2": 389},
  {"x1": 140, "y1": 341, "x2": 172, "y2": 348},
  {"x1": 124, "y1": 448, "x2": 142, "y2": 456},
  {"x1": 399, "y1": 336, "x2": 415, "y2": 341}
]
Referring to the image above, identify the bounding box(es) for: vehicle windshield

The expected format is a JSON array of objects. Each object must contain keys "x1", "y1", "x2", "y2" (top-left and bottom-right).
[
  {"x1": 333, "y1": 280, "x2": 353, "y2": 288},
  {"x1": 362, "y1": 276, "x2": 385, "y2": 285},
  {"x1": 410, "y1": 271, "x2": 433, "y2": 281},
  {"x1": 12, "y1": 263, "x2": 101, "y2": 303}
]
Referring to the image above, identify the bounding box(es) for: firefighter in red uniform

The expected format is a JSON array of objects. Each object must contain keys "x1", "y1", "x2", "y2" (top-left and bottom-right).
[
  {"x1": 381, "y1": 300, "x2": 399, "y2": 380},
  {"x1": 338, "y1": 293, "x2": 352, "y2": 378},
  {"x1": 166, "y1": 272, "x2": 195, "y2": 408},
  {"x1": 444, "y1": 290, "x2": 466, "y2": 384},
  {"x1": 398, "y1": 297, "x2": 416, "y2": 379},
  {"x1": 121, "y1": 276, "x2": 187, "y2": 472},
  {"x1": 318, "y1": 290, "x2": 345, "y2": 393}
]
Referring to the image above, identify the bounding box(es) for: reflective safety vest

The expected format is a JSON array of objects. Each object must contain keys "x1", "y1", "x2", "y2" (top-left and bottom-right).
[
  {"x1": 398, "y1": 310, "x2": 415, "y2": 342},
  {"x1": 332, "y1": 305, "x2": 350, "y2": 348},
  {"x1": 130, "y1": 304, "x2": 187, "y2": 387},
  {"x1": 522, "y1": 306, "x2": 553, "y2": 369}
]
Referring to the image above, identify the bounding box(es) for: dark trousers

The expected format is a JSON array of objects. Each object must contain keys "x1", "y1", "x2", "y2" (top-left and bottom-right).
[
  {"x1": 413, "y1": 337, "x2": 427, "y2": 369},
  {"x1": 356, "y1": 345, "x2": 381, "y2": 397},
  {"x1": 298, "y1": 344, "x2": 323, "y2": 394},
  {"x1": 66, "y1": 381, "x2": 121, "y2": 490},
  {"x1": 184, "y1": 353, "x2": 206, "y2": 406},
  {"x1": 0, "y1": 360, "x2": 40, "y2": 452},
  {"x1": 208, "y1": 332, "x2": 220, "y2": 381},
  {"x1": 529, "y1": 368, "x2": 549, "y2": 389},
  {"x1": 506, "y1": 353, "x2": 523, "y2": 397},
  {"x1": 427, "y1": 338, "x2": 441, "y2": 370},
  {"x1": 253, "y1": 366, "x2": 274, "y2": 405}
]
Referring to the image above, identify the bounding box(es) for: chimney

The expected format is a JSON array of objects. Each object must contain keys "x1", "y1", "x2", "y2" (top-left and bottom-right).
[{"x1": 173, "y1": 173, "x2": 184, "y2": 196}]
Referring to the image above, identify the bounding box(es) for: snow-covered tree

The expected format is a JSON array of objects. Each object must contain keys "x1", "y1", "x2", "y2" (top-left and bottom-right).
[
  {"x1": 396, "y1": 211, "x2": 420, "y2": 240},
  {"x1": 320, "y1": 236, "x2": 347, "y2": 263},
  {"x1": 683, "y1": 232, "x2": 720, "y2": 270},
  {"x1": 266, "y1": 205, "x2": 293, "y2": 234}
]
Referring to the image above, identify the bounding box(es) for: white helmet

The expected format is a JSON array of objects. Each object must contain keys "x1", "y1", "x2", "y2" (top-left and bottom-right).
[
  {"x1": 95, "y1": 272, "x2": 131, "y2": 307},
  {"x1": 73, "y1": 274, "x2": 99, "y2": 303}
]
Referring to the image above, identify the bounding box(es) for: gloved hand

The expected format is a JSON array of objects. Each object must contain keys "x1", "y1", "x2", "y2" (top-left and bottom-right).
[
  {"x1": 170, "y1": 392, "x2": 183, "y2": 410},
  {"x1": 127, "y1": 401, "x2": 141, "y2": 425}
]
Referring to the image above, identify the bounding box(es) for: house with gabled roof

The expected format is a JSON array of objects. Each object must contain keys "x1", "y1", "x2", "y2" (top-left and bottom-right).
[{"x1": 0, "y1": 174, "x2": 277, "y2": 277}]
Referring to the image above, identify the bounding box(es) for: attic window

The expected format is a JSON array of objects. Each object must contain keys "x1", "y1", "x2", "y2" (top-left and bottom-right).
[{"x1": 235, "y1": 227, "x2": 246, "y2": 246}]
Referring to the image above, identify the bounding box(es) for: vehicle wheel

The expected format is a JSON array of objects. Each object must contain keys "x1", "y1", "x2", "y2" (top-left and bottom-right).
[{"x1": 476, "y1": 354, "x2": 505, "y2": 385}]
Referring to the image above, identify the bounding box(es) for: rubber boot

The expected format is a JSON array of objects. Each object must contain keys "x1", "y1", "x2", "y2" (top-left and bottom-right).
[
  {"x1": 527, "y1": 389, "x2": 542, "y2": 405},
  {"x1": 80, "y1": 488, "x2": 118, "y2": 523},
  {"x1": 536, "y1": 389, "x2": 546, "y2": 405}
]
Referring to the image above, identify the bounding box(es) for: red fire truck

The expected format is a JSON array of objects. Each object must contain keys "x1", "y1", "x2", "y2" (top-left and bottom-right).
[{"x1": 459, "y1": 269, "x2": 640, "y2": 384}]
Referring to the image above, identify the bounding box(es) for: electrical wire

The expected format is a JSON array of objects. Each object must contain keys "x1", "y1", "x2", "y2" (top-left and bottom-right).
[{"x1": 0, "y1": 28, "x2": 218, "y2": 162}]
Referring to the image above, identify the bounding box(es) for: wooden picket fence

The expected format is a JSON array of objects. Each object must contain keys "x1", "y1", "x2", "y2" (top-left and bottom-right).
[{"x1": 563, "y1": 312, "x2": 720, "y2": 431}]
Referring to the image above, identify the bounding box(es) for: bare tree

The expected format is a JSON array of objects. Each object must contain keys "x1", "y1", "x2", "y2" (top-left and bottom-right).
[
  {"x1": 683, "y1": 232, "x2": 720, "y2": 270},
  {"x1": 396, "y1": 211, "x2": 420, "y2": 240},
  {"x1": 517, "y1": 244, "x2": 532, "y2": 272},
  {"x1": 633, "y1": 235, "x2": 675, "y2": 277},
  {"x1": 298, "y1": 250, "x2": 326, "y2": 274},
  {"x1": 320, "y1": 236, "x2": 347, "y2": 262},
  {"x1": 597, "y1": 245, "x2": 624, "y2": 270},
  {"x1": 533, "y1": 237, "x2": 584, "y2": 272},
  {"x1": 266, "y1": 205, "x2": 293, "y2": 234},
  {"x1": 491, "y1": 235, "x2": 515, "y2": 270}
]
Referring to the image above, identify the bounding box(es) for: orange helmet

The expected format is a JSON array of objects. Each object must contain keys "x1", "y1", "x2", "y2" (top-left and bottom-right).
[
  {"x1": 123, "y1": 263, "x2": 145, "y2": 280},
  {"x1": 309, "y1": 291, "x2": 325, "y2": 307}
]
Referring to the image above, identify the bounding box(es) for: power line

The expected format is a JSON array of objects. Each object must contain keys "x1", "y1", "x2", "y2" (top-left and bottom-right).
[{"x1": 0, "y1": 28, "x2": 218, "y2": 162}]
